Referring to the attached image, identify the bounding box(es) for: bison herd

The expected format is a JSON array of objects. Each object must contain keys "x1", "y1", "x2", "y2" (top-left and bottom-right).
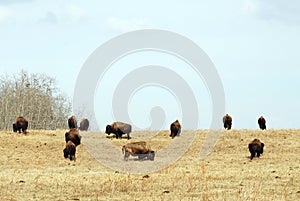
[
  {"x1": 11, "y1": 114, "x2": 267, "y2": 161},
  {"x1": 222, "y1": 114, "x2": 267, "y2": 131},
  {"x1": 63, "y1": 127, "x2": 81, "y2": 161},
  {"x1": 63, "y1": 116, "x2": 85, "y2": 161}
]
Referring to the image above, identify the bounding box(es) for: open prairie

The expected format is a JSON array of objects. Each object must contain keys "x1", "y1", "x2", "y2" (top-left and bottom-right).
[{"x1": 0, "y1": 129, "x2": 299, "y2": 201}]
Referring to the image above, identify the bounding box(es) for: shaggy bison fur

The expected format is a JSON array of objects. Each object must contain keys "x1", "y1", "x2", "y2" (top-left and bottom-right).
[
  {"x1": 79, "y1": 118, "x2": 89, "y2": 131},
  {"x1": 13, "y1": 116, "x2": 28, "y2": 133},
  {"x1": 170, "y1": 120, "x2": 181, "y2": 139},
  {"x1": 68, "y1": 116, "x2": 77, "y2": 129},
  {"x1": 223, "y1": 114, "x2": 232, "y2": 130},
  {"x1": 258, "y1": 116, "x2": 266, "y2": 130},
  {"x1": 122, "y1": 141, "x2": 155, "y2": 161},
  {"x1": 248, "y1": 138, "x2": 264, "y2": 160},
  {"x1": 63, "y1": 140, "x2": 76, "y2": 161},
  {"x1": 106, "y1": 122, "x2": 132, "y2": 139},
  {"x1": 65, "y1": 128, "x2": 81, "y2": 146}
]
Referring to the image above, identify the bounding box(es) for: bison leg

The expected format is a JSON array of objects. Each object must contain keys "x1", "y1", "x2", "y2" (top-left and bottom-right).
[
  {"x1": 13, "y1": 124, "x2": 17, "y2": 132},
  {"x1": 70, "y1": 155, "x2": 76, "y2": 161},
  {"x1": 138, "y1": 154, "x2": 147, "y2": 160},
  {"x1": 71, "y1": 149, "x2": 76, "y2": 161},
  {"x1": 63, "y1": 148, "x2": 68, "y2": 158},
  {"x1": 177, "y1": 128, "x2": 181, "y2": 136},
  {"x1": 257, "y1": 152, "x2": 261, "y2": 158},
  {"x1": 116, "y1": 132, "x2": 123, "y2": 139},
  {"x1": 250, "y1": 152, "x2": 255, "y2": 160},
  {"x1": 124, "y1": 152, "x2": 130, "y2": 161}
]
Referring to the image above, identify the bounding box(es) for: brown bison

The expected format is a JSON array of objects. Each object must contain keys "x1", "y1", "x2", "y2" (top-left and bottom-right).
[
  {"x1": 223, "y1": 114, "x2": 232, "y2": 130},
  {"x1": 170, "y1": 120, "x2": 181, "y2": 139},
  {"x1": 122, "y1": 141, "x2": 155, "y2": 161},
  {"x1": 248, "y1": 138, "x2": 264, "y2": 160},
  {"x1": 68, "y1": 116, "x2": 77, "y2": 129},
  {"x1": 79, "y1": 118, "x2": 89, "y2": 131},
  {"x1": 105, "y1": 122, "x2": 132, "y2": 139},
  {"x1": 258, "y1": 116, "x2": 266, "y2": 130},
  {"x1": 65, "y1": 128, "x2": 81, "y2": 146},
  {"x1": 63, "y1": 140, "x2": 76, "y2": 161},
  {"x1": 13, "y1": 116, "x2": 28, "y2": 133}
]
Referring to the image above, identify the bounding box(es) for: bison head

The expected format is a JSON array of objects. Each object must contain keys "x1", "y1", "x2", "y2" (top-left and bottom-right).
[{"x1": 105, "y1": 125, "x2": 112, "y2": 134}]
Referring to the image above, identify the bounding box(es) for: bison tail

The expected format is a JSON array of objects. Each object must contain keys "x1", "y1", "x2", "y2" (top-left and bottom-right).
[{"x1": 122, "y1": 145, "x2": 125, "y2": 154}]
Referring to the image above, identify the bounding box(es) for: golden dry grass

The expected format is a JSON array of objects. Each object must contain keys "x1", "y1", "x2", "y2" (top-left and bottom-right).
[{"x1": 0, "y1": 129, "x2": 299, "y2": 201}]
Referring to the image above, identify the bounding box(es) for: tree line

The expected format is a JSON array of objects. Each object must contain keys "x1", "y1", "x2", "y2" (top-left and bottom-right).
[{"x1": 0, "y1": 71, "x2": 71, "y2": 130}]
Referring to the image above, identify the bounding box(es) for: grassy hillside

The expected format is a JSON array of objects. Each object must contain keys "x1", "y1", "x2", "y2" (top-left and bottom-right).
[{"x1": 0, "y1": 129, "x2": 299, "y2": 200}]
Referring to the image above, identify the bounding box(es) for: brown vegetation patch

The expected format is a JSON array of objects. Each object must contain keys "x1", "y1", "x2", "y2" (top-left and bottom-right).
[{"x1": 0, "y1": 129, "x2": 299, "y2": 200}]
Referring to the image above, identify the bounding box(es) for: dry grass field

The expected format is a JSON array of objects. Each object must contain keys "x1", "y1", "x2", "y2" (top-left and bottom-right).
[{"x1": 0, "y1": 129, "x2": 299, "y2": 201}]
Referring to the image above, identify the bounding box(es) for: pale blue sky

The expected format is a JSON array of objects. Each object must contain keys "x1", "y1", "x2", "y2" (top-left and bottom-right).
[{"x1": 0, "y1": 0, "x2": 299, "y2": 129}]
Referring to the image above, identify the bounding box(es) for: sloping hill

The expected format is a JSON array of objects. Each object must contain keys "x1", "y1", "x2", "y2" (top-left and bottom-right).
[{"x1": 0, "y1": 129, "x2": 299, "y2": 200}]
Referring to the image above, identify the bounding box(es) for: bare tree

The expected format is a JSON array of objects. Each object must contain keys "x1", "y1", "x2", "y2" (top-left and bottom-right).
[{"x1": 0, "y1": 70, "x2": 71, "y2": 130}]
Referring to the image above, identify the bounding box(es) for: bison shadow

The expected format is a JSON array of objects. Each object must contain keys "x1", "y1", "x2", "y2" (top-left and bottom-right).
[
  {"x1": 125, "y1": 157, "x2": 153, "y2": 162},
  {"x1": 106, "y1": 134, "x2": 132, "y2": 139}
]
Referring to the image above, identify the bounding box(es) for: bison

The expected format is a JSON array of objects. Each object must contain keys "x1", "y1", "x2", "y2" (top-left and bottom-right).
[
  {"x1": 248, "y1": 138, "x2": 264, "y2": 160},
  {"x1": 63, "y1": 140, "x2": 76, "y2": 161},
  {"x1": 223, "y1": 114, "x2": 232, "y2": 130},
  {"x1": 258, "y1": 116, "x2": 266, "y2": 130},
  {"x1": 105, "y1": 122, "x2": 132, "y2": 139},
  {"x1": 122, "y1": 141, "x2": 155, "y2": 161},
  {"x1": 65, "y1": 128, "x2": 81, "y2": 146},
  {"x1": 170, "y1": 120, "x2": 181, "y2": 139},
  {"x1": 13, "y1": 116, "x2": 28, "y2": 133},
  {"x1": 68, "y1": 116, "x2": 77, "y2": 129},
  {"x1": 79, "y1": 118, "x2": 89, "y2": 131}
]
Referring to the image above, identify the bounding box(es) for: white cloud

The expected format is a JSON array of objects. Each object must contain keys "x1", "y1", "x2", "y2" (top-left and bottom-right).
[
  {"x1": 107, "y1": 17, "x2": 152, "y2": 33},
  {"x1": 0, "y1": 6, "x2": 13, "y2": 22}
]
